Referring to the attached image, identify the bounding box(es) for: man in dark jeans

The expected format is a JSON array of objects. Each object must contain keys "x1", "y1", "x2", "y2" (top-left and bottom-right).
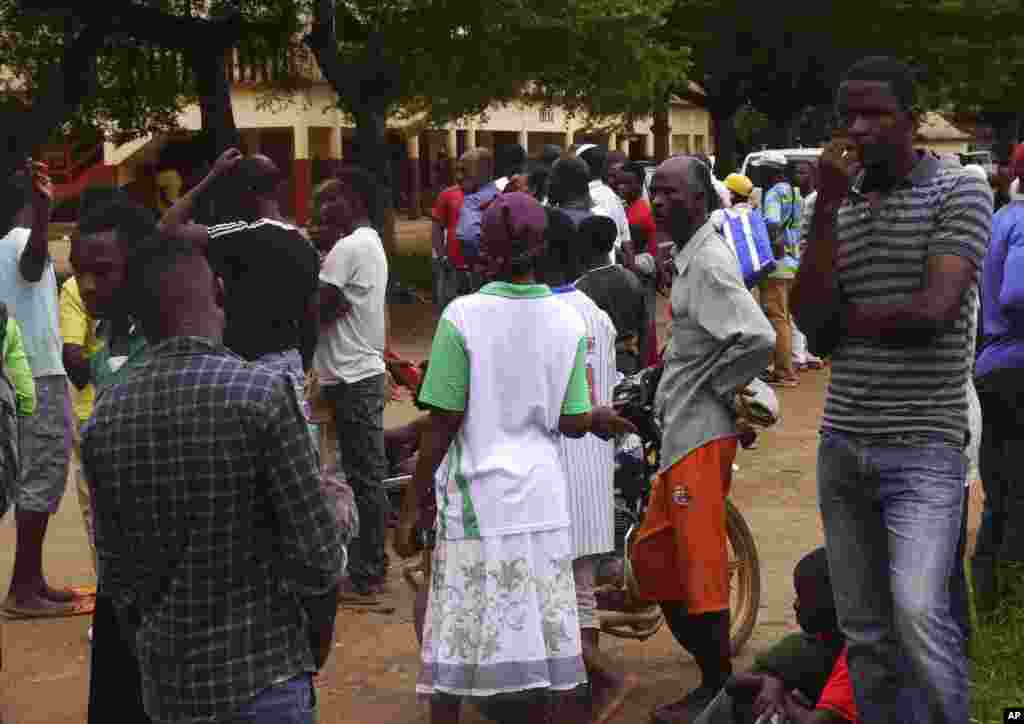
[
  {"x1": 315, "y1": 165, "x2": 391, "y2": 602},
  {"x1": 84, "y1": 228, "x2": 343, "y2": 724}
]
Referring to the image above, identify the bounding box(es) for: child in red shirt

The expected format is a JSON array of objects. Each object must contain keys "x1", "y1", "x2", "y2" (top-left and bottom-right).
[{"x1": 693, "y1": 548, "x2": 857, "y2": 723}]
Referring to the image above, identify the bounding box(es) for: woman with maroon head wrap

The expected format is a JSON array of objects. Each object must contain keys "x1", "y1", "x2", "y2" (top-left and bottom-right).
[{"x1": 396, "y1": 193, "x2": 635, "y2": 723}]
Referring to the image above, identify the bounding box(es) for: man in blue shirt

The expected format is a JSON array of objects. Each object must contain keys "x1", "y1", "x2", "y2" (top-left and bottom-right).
[
  {"x1": 973, "y1": 142, "x2": 1024, "y2": 615},
  {"x1": 757, "y1": 153, "x2": 802, "y2": 387},
  {"x1": 453, "y1": 148, "x2": 498, "y2": 292}
]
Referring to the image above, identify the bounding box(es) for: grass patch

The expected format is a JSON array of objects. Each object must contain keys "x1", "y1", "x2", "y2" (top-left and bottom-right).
[
  {"x1": 969, "y1": 568, "x2": 1024, "y2": 722},
  {"x1": 389, "y1": 252, "x2": 433, "y2": 292}
]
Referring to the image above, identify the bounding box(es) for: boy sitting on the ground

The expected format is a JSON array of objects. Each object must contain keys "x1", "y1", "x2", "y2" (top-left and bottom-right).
[{"x1": 694, "y1": 547, "x2": 856, "y2": 724}]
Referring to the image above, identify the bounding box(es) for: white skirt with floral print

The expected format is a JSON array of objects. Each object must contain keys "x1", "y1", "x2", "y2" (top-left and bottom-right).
[{"x1": 416, "y1": 527, "x2": 586, "y2": 697}]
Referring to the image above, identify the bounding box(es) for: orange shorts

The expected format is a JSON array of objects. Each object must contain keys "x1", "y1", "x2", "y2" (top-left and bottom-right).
[{"x1": 629, "y1": 436, "x2": 737, "y2": 613}]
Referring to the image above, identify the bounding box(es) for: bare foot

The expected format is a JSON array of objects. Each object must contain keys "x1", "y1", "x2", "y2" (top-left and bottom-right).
[{"x1": 592, "y1": 673, "x2": 640, "y2": 724}]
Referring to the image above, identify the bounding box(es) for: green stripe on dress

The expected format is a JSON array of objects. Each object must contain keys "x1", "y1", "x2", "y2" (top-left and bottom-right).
[{"x1": 451, "y1": 437, "x2": 481, "y2": 538}]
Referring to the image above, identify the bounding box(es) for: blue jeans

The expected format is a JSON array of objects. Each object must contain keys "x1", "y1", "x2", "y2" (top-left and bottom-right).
[
  {"x1": 225, "y1": 675, "x2": 315, "y2": 724},
  {"x1": 817, "y1": 430, "x2": 967, "y2": 724}
]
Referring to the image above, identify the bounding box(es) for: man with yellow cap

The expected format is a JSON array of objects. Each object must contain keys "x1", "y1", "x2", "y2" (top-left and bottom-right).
[{"x1": 724, "y1": 172, "x2": 754, "y2": 207}]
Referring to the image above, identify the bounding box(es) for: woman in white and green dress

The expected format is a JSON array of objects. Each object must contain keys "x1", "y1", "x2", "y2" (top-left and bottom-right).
[{"x1": 395, "y1": 192, "x2": 635, "y2": 724}]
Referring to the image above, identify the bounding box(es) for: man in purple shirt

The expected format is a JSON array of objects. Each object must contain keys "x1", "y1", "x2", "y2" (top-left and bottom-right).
[{"x1": 973, "y1": 142, "x2": 1024, "y2": 615}]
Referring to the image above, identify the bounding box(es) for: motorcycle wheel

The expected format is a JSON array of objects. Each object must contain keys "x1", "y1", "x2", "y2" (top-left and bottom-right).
[
  {"x1": 610, "y1": 500, "x2": 761, "y2": 654},
  {"x1": 726, "y1": 499, "x2": 761, "y2": 655}
]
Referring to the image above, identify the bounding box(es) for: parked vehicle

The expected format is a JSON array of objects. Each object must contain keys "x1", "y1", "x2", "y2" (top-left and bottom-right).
[{"x1": 739, "y1": 148, "x2": 823, "y2": 179}]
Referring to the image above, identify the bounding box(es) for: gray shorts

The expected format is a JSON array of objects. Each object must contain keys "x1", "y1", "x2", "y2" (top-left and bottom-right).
[
  {"x1": 17, "y1": 375, "x2": 69, "y2": 514},
  {"x1": 573, "y1": 555, "x2": 600, "y2": 630}
]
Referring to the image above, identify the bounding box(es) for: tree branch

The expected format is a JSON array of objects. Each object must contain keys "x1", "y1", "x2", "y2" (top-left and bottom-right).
[
  {"x1": 0, "y1": 19, "x2": 107, "y2": 180},
  {"x1": 304, "y1": 0, "x2": 353, "y2": 97},
  {"x1": 673, "y1": 85, "x2": 708, "y2": 108}
]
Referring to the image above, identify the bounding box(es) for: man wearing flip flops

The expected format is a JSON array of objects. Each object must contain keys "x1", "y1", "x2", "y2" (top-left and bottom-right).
[{"x1": 0, "y1": 160, "x2": 81, "y2": 619}]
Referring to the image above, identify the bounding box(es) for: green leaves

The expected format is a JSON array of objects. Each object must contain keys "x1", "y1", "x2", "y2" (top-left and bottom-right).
[
  {"x1": 0, "y1": 0, "x2": 300, "y2": 148},
  {"x1": 302, "y1": 0, "x2": 689, "y2": 132}
]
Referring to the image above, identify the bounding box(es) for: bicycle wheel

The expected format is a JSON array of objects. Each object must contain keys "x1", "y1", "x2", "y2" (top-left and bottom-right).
[{"x1": 726, "y1": 499, "x2": 761, "y2": 655}]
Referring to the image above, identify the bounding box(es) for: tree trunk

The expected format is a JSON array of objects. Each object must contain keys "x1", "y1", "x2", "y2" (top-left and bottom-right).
[
  {"x1": 711, "y1": 105, "x2": 740, "y2": 178},
  {"x1": 652, "y1": 101, "x2": 671, "y2": 163},
  {"x1": 763, "y1": 109, "x2": 799, "y2": 149},
  {"x1": 304, "y1": 0, "x2": 399, "y2": 260},
  {"x1": 986, "y1": 111, "x2": 1021, "y2": 164},
  {"x1": 352, "y1": 106, "x2": 398, "y2": 259},
  {"x1": 189, "y1": 47, "x2": 241, "y2": 160}
]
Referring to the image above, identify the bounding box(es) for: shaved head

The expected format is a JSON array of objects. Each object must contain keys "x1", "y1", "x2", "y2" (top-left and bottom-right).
[
  {"x1": 650, "y1": 156, "x2": 718, "y2": 246},
  {"x1": 216, "y1": 153, "x2": 285, "y2": 222},
  {"x1": 127, "y1": 228, "x2": 225, "y2": 343}
]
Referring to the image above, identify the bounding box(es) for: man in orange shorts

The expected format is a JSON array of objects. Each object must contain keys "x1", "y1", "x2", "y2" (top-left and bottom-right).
[{"x1": 636, "y1": 156, "x2": 775, "y2": 723}]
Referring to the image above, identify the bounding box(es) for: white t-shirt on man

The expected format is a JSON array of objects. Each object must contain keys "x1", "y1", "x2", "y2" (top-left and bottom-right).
[
  {"x1": 315, "y1": 226, "x2": 389, "y2": 385},
  {"x1": 589, "y1": 180, "x2": 631, "y2": 248},
  {"x1": 0, "y1": 227, "x2": 64, "y2": 378}
]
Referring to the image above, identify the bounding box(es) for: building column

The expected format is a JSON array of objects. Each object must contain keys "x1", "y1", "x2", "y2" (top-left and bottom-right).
[
  {"x1": 328, "y1": 126, "x2": 342, "y2": 159},
  {"x1": 608, "y1": 132, "x2": 618, "y2": 153},
  {"x1": 325, "y1": 125, "x2": 343, "y2": 177},
  {"x1": 645, "y1": 132, "x2": 655, "y2": 160},
  {"x1": 519, "y1": 128, "x2": 529, "y2": 153},
  {"x1": 293, "y1": 122, "x2": 311, "y2": 227},
  {"x1": 620, "y1": 135, "x2": 631, "y2": 153},
  {"x1": 466, "y1": 123, "x2": 477, "y2": 150},
  {"x1": 407, "y1": 132, "x2": 421, "y2": 219},
  {"x1": 564, "y1": 120, "x2": 574, "y2": 150},
  {"x1": 447, "y1": 127, "x2": 458, "y2": 158}
]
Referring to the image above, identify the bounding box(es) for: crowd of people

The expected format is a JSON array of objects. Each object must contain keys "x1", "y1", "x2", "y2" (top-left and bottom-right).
[{"x1": 0, "y1": 52, "x2": 1019, "y2": 724}]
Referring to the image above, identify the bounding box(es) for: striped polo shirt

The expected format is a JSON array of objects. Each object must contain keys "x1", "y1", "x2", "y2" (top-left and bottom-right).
[{"x1": 823, "y1": 152, "x2": 992, "y2": 444}]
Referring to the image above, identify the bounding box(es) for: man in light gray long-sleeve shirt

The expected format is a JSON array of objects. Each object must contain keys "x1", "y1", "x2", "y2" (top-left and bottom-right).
[{"x1": 641, "y1": 156, "x2": 775, "y2": 724}]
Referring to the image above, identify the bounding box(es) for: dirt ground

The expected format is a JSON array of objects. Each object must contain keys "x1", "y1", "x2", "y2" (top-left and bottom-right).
[{"x1": 0, "y1": 299, "x2": 984, "y2": 724}]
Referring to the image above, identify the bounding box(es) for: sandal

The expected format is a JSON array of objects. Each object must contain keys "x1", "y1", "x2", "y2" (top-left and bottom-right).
[{"x1": 762, "y1": 372, "x2": 798, "y2": 388}]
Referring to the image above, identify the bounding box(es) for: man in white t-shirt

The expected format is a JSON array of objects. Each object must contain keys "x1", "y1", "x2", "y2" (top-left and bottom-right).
[
  {"x1": 314, "y1": 166, "x2": 390, "y2": 601},
  {"x1": 578, "y1": 145, "x2": 632, "y2": 258},
  {"x1": 0, "y1": 161, "x2": 78, "y2": 617}
]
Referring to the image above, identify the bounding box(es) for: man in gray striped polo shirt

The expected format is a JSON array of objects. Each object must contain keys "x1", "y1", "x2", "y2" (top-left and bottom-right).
[{"x1": 792, "y1": 57, "x2": 992, "y2": 724}]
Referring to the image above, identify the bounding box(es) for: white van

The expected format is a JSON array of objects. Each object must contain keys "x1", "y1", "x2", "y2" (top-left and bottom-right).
[
  {"x1": 739, "y1": 148, "x2": 823, "y2": 178},
  {"x1": 739, "y1": 148, "x2": 823, "y2": 206}
]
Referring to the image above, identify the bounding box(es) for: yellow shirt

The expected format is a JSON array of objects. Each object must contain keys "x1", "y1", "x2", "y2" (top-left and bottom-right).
[
  {"x1": 59, "y1": 277, "x2": 100, "y2": 421},
  {"x1": 156, "y1": 169, "x2": 183, "y2": 213}
]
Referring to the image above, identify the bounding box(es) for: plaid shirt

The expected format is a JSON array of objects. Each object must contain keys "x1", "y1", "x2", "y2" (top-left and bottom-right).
[{"x1": 82, "y1": 337, "x2": 345, "y2": 724}]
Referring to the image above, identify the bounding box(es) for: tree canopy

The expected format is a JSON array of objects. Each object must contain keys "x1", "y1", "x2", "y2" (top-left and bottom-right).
[{"x1": 0, "y1": 0, "x2": 300, "y2": 179}]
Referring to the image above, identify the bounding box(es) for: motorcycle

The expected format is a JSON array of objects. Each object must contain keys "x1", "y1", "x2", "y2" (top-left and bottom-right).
[{"x1": 594, "y1": 363, "x2": 762, "y2": 655}]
